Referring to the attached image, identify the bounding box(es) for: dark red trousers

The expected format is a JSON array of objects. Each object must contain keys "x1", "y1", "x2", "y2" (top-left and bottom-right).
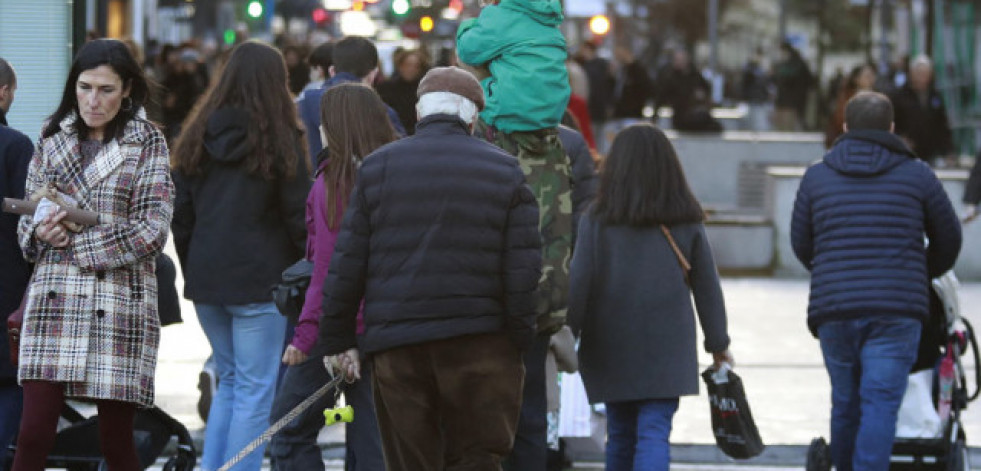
[{"x1": 12, "y1": 381, "x2": 140, "y2": 471}]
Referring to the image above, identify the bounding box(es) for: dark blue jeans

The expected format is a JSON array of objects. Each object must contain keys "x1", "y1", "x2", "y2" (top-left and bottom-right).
[
  {"x1": 818, "y1": 315, "x2": 921, "y2": 471},
  {"x1": 268, "y1": 341, "x2": 384, "y2": 471},
  {"x1": 605, "y1": 398, "x2": 679, "y2": 471}
]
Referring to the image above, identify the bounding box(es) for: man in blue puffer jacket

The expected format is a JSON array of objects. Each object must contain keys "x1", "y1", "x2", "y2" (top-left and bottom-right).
[{"x1": 792, "y1": 91, "x2": 961, "y2": 471}]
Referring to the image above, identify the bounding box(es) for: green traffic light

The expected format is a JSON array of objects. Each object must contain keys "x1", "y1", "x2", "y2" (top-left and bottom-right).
[
  {"x1": 392, "y1": 0, "x2": 410, "y2": 16},
  {"x1": 247, "y1": 0, "x2": 263, "y2": 18},
  {"x1": 223, "y1": 29, "x2": 236, "y2": 45}
]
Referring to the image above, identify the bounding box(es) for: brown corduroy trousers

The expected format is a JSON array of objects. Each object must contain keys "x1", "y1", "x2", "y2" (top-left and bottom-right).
[{"x1": 372, "y1": 332, "x2": 525, "y2": 471}]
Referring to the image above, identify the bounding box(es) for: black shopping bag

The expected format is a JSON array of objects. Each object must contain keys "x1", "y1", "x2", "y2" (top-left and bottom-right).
[{"x1": 701, "y1": 366, "x2": 765, "y2": 459}]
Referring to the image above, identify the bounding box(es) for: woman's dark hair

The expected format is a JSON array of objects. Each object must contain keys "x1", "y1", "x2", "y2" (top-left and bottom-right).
[
  {"x1": 44, "y1": 39, "x2": 150, "y2": 141},
  {"x1": 319, "y1": 83, "x2": 397, "y2": 229},
  {"x1": 840, "y1": 63, "x2": 876, "y2": 98},
  {"x1": 172, "y1": 40, "x2": 308, "y2": 179},
  {"x1": 593, "y1": 124, "x2": 704, "y2": 226}
]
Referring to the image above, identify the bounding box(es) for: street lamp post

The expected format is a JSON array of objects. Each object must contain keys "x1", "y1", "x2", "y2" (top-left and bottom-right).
[
  {"x1": 708, "y1": 0, "x2": 718, "y2": 74},
  {"x1": 879, "y1": 0, "x2": 892, "y2": 77}
]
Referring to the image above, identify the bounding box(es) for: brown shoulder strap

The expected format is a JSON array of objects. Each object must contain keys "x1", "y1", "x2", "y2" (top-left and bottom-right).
[{"x1": 660, "y1": 225, "x2": 692, "y2": 287}]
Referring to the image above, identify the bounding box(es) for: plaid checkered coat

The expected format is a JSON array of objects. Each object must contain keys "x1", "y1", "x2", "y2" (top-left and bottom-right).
[{"x1": 16, "y1": 113, "x2": 174, "y2": 406}]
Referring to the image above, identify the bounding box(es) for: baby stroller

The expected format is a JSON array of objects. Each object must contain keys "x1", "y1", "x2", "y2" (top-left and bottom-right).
[
  {"x1": 807, "y1": 273, "x2": 980, "y2": 471},
  {"x1": 2, "y1": 403, "x2": 196, "y2": 470}
]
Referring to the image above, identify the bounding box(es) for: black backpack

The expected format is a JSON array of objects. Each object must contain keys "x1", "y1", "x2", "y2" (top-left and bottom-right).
[{"x1": 271, "y1": 259, "x2": 314, "y2": 324}]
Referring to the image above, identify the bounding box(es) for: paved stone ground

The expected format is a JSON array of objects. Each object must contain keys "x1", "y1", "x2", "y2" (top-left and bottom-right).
[{"x1": 146, "y1": 242, "x2": 981, "y2": 468}]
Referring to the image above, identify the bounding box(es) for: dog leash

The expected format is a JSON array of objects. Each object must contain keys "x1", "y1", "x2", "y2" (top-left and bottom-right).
[{"x1": 217, "y1": 362, "x2": 348, "y2": 471}]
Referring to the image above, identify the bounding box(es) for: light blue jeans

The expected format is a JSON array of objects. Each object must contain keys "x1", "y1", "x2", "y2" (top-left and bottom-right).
[
  {"x1": 605, "y1": 398, "x2": 679, "y2": 471},
  {"x1": 818, "y1": 315, "x2": 921, "y2": 471},
  {"x1": 196, "y1": 302, "x2": 287, "y2": 471}
]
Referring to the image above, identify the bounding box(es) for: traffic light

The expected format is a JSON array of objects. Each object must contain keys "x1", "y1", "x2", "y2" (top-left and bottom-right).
[
  {"x1": 247, "y1": 0, "x2": 264, "y2": 19},
  {"x1": 420, "y1": 15, "x2": 434, "y2": 32},
  {"x1": 312, "y1": 7, "x2": 329, "y2": 25},
  {"x1": 392, "y1": 0, "x2": 410, "y2": 16},
  {"x1": 589, "y1": 14, "x2": 610, "y2": 36}
]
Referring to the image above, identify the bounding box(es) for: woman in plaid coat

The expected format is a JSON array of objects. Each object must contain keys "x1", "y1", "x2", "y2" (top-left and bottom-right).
[{"x1": 12, "y1": 39, "x2": 173, "y2": 470}]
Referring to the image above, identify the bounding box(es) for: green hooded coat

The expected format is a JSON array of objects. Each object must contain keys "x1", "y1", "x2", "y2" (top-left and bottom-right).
[{"x1": 457, "y1": 0, "x2": 571, "y2": 133}]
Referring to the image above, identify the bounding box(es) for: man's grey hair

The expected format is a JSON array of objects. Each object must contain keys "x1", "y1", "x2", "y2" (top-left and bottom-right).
[
  {"x1": 0, "y1": 57, "x2": 15, "y2": 88},
  {"x1": 416, "y1": 92, "x2": 479, "y2": 125},
  {"x1": 910, "y1": 55, "x2": 933, "y2": 72}
]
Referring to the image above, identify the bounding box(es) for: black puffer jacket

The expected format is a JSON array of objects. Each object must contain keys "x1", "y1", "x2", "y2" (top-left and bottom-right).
[
  {"x1": 172, "y1": 107, "x2": 309, "y2": 304},
  {"x1": 791, "y1": 130, "x2": 961, "y2": 335},
  {"x1": 320, "y1": 114, "x2": 542, "y2": 355}
]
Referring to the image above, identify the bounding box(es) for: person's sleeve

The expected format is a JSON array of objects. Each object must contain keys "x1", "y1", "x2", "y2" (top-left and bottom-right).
[
  {"x1": 936, "y1": 98, "x2": 955, "y2": 156},
  {"x1": 280, "y1": 142, "x2": 312, "y2": 258},
  {"x1": 922, "y1": 168, "x2": 962, "y2": 277},
  {"x1": 17, "y1": 136, "x2": 48, "y2": 262},
  {"x1": 502, "y1": 177, "x2": 542, "y2": 350},
  {"x1": 7, "y1": 134, "x2": 33, "y2": 200},
  {"x1": 170, "y1": 169, "x2": 193, "y2": 270},
  {"x1": 690, "y1": 224, "x2": 730, "y2": 353},
  {"x1": 71, "y1": 131, "x2": 175, "y2": 271},
  {"x1": 456, "y1": 10, "x2": 510, "y2": 67},
  {"x1": 320, "y1": 172, "x2": 370, "y2": 355},
  {"x1": 567, "y1": 215, "x2": 594, "y2": 338},
  {"x1": 292, "y1": 183, "x2": 332, "y2": 354},
  {"x1": 964, "y1": 151, "x2": 981, "y2": 205},
  {"x1": 790, "y1": 173, "x2": 814, "y2": 271},
  {"x1": 568, "y1": 135, "x2": 597, "y2": 247},
  {"x1": 890, "y1": 91, "x2": 910, "y2": 139}
]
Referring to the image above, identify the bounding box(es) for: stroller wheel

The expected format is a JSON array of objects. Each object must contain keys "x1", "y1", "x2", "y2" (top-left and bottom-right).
[
  {"x1": 806, "y1": 437, "x2": 832, "y2": 471},
  {"x1": 163, "y1": 453, "x2": 196, "y2": 471},
  {"x1": 946, "y1": 432, "x2": 969, "y2": 471}
]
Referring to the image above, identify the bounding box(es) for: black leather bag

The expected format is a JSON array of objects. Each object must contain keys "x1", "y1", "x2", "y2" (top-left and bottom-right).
[{"x1": 271, "y1": 259, "x2": 314, "y2": 324}]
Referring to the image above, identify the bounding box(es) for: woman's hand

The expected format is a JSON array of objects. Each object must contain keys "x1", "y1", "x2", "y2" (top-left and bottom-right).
[
  {"x1": 712, "y1": 349, "x2": 734, "y2": 370},
  {"x1": 282, "y1": 345, "x2": 309, "y2": 365},
  {"x1": 35, "y1": 209, "x2": 71, "y2": 248}
]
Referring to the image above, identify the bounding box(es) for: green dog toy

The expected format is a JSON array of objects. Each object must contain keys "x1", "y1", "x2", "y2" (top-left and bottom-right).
[{"x1": 324, "y1": 405, "x2": 354, "y2": 426}]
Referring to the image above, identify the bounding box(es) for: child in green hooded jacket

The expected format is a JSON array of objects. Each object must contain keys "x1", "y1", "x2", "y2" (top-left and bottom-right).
[
  {"x1": 457, "y1": 0, "x2": 573, "y2": 336},
  {"x1": 458, "y1": 4, "x2": 575, "y2": 467},
  {"x1": 456, "y1": 0, "x2": 571, "y2": 133}
]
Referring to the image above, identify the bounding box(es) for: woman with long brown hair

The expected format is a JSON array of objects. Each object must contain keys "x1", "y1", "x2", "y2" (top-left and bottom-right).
[
  {"x1": 170, "y1": 40, "x2": 310, "y2": 471},
  {"x1": 268, "y1": 82, "x2": 396, "y2": 470}
]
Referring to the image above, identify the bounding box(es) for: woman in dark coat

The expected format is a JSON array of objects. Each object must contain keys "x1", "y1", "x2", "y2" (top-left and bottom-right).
[
  {"x1": 568, "y1": 124, "x2": 732, "y2": 471},
  {"x1": 171, "y1": 41, "x2": 310, "y2": 471}
]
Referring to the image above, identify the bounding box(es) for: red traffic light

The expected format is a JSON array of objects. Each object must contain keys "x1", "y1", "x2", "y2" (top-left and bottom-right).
[{"x1": 312, "y1": 8, "x2": 329, "y2": 24}]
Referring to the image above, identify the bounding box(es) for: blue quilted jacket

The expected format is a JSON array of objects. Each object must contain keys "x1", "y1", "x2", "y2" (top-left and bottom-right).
[{"x1": 791, "y1": 130, "x2": 962, "y2": 336}]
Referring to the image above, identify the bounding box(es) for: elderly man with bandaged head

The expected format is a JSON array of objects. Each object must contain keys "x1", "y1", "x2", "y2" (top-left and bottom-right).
[{"x1": 318, "y1": 66, "x2": 542, "y2": 470}]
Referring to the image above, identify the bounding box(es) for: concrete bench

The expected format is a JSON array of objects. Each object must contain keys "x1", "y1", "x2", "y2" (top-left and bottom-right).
[
  {"x1": 668, "y1": 132, "x2": 824, "y2": 211},
  {"x1": 704, "y1": 212, "x2": 774, "y2": 274}
]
